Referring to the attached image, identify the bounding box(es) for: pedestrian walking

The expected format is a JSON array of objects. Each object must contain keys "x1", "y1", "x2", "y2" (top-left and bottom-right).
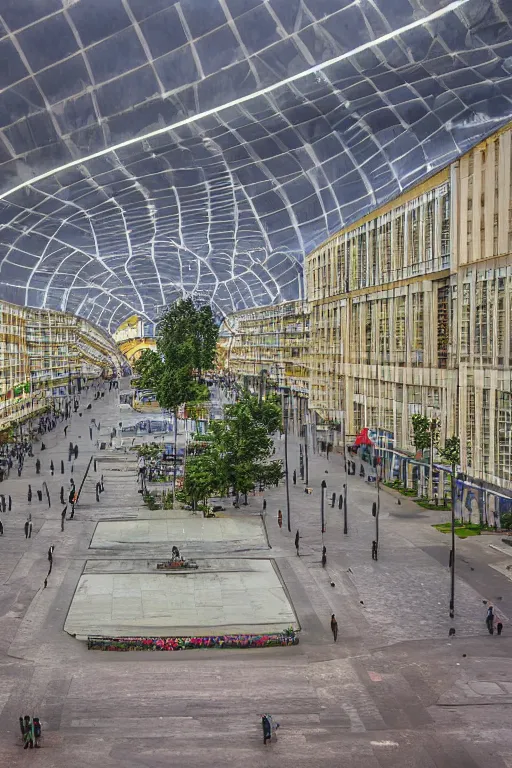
[
  {"x1": 330, "y1": 613, "x2": 338, "y2": 642},
  {"x1": 261, "y1": 714, "x2": 272, "y2": 745},
  {"x1": 28, "y1": 485, "x2": 32, "y2": 503},
  {"x1": 8, "y1": 495, "x2": 11, "y2": 511},
  {"x1": 61, "y1": 506, "x2": 67, "y2": 531},
  {"x1": 24, "y1": 520, "x2": 29, "y2": 539},
  {"x1": 277, "y1": 509, "x2": 282, "y2": 529},
  {"x1": 262, "y1": 498, "x2": 267, "y2": 511},
  {"x1": 19, "y1": 716, "x2": 25, "y2": 741},
  {"x1": 35, "y1": 459, "x2": 41, "y2": 474},
  {"x1": 486, "y1": 605, "x2": 494, "y2": 634},
  {"x1": 23, "y1": 716, "x2": 33, "y2": 749},
  {"x1": 497, "y1": 621, "x2": 503, "y2": 636},
  {"x1": 33, "y1": 717, "x2": 41, "y2": 748},
  {"x1": 48, "y1": 545, "x2": 54, "y2": 563},
  {"x1": 292, "y1": 470, "x2": 296, "y2": 485},
  {"x1": 295, "y1": 529, "x2": 300, "y2": 556},
  {"x1": 74, "y1": 445, "x2": 79, "y2": 459},
  {"x1": 64, "y1": 425, "x2": 68, "y2": 437},
  {"x1": 28, "y1": 520, "x2": 32, "y2": 538},
  {"x1": 0, "y1": 519, "x2": 3, "y2": 535},
  {"x1": 322, "y1": 545, "x2": 327, "y2": 568}
]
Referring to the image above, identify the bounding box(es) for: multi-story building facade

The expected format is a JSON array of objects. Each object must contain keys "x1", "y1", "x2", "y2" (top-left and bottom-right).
[
  {"x1": 221, "y1": 123, "x2": 512, "y2": 503},
  {"x1": 220, "y1": 300, "x2": 310, "y2": 397},
  {"x1": 0, "y1": 301, "x2": 124, "y2": 434}
]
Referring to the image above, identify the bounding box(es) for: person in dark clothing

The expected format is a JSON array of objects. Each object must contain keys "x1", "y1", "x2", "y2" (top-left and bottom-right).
[
  {"x1": 292, "y1": 470, "x2": 296, "y2": 485},
  {"x1": 497, "y1": 621, "x2": 503, "y2": 636},
  {"x1": 262, "y1": 499, "x2": 266, "y2": 511},
  {"x1": 23, "y1": 716, "x2": 33, "y2": 749},
  {"x1": 61, "y1": 506, "x2": 67, "y2": 531},
  {"x1": 48, "y1": 545, "x2": 54, "y2": 563},
  {"x1": 295, "y1": 530, "x2": 300, "y2": 556},
  {"x1": 262, "y1": 715, "x2": 272, "y2": 745},
  {"x1": 35, "y1": 459, "x2": 41, "y2": 474},
  {"x1": 74, "y1": 445, "x2": 79, "y2": 459},
  {"x1": 331, "y1": 614, "x2": 338, "y2": 642},
  {"x1": 0, "y1": 519, "x2": 3, "y2": 535},
  {"x1": 32, "y1": 717, "x2": 41, "y2": 748},
  {"x1": 277, "y1": 510, "x2": 282, "y2": 529},
  {"x1": 486, "y1": 605, "x2": 494, "y2": 634},
  {"x1": 322, "y1": 546, "x2": 327, "y2": 568},
  {"x1": 24, "y1": 520, "x2": 29, "y2": 539}
]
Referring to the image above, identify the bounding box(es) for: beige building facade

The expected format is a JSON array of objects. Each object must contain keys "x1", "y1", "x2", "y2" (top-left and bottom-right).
[
  {"x1": 0, "y1": 301, "x2": 125, "y2": 434},
  {"x1": 222, "y1": 123, "x2": 512, "y2": 496},
  {"x1": 220, "y1": 300, "x2": 310, "y2": 397}
]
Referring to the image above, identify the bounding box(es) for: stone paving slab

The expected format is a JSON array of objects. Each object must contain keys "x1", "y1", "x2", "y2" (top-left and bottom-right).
[
  {"x1": 90, "y1": 515, "x2": 268, "y2": 548},
  {"x1": 64, "y1": 559, "x2": 297, "y2": 639}
]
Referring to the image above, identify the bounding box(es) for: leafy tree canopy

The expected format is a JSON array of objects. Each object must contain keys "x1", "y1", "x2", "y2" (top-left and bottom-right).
[{"x1": 439, "y1": 435, "x2": 460, "y2": 467}]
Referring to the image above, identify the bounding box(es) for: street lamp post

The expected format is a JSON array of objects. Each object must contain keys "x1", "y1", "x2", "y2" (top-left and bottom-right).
[
  {"x1": 342, "y1": 413, "x2": 348, "y2": 535},
  {"x1": 282, "y1": 386, "x2": 292, "y2": 533},
  {"x1": 449, "y1": 461, "x2": 455, "y2": 618},
  {"x1": 320, "y1": 479, "x2": 327, "y2": 535}
]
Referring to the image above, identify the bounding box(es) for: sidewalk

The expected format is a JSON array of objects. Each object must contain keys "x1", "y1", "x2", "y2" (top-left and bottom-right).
[{"x1": 260, "y1": 430, "x2": 512, "y2": 646}]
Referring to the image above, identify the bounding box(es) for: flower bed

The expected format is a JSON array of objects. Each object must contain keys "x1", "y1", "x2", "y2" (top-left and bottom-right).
[{"x1": 88, "y1": 630, "x2": 298, "y2": 651}]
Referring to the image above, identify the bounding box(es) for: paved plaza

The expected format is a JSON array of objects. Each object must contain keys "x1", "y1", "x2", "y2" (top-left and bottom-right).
[
  {"x1": 0, "y1": 381, "x2": 512, "y2": 768},
  {"x1": 90, "y1": 514, "x2": 268, "y2": 549},
  {"x1": 65, "y1": 560, "x2": 297, "y2": 638}
]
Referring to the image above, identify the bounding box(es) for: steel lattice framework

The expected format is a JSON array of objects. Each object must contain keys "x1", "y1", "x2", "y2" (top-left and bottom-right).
[{"x1": 0, "y1": 0, "x2": 511, "y2": 330}]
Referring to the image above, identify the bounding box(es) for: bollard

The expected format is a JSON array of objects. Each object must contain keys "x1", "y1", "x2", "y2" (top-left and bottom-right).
[
  {"x1": 60, "y1": 486, "x2": 65, "y2": 504},
  {"x1": 8, "y1": 495, "x2": 12, "y2": 511},
  {"x1": 37, "y1": 490, "x2": 43, "y2": 502},
  {"x1": 61, "y1": 460, "x2": 64, "y2": 474}
]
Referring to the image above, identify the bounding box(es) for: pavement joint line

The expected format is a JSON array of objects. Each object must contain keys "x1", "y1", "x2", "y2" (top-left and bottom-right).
[{"x1": 489, "y1": 544, "x2": 512, "y2": 557}]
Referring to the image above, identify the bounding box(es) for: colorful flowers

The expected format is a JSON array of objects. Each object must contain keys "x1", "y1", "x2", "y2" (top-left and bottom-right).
[{"x1": 88, "y1": 631, "x2": 298, "y2": 652}]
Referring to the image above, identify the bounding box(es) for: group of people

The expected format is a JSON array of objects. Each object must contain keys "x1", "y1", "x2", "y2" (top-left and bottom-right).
[
  {"x1": 19, "y1": 716, "x2": 42, "y2": 749},
  {"x1": 485, "y1": 604, "x2": 503, "y2": 635}
]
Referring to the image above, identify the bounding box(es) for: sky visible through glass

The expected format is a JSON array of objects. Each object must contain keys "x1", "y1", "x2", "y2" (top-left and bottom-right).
[{"x1": 0, "y1": 0, "x2": 510, "y2": 330}]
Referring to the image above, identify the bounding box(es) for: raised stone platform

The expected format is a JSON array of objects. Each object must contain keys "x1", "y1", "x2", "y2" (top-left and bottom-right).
[
  {"x1": 89, "y1": 514, "x2": 268, "y2": 548},
  {"x1": 64, "y1": 559, "x2": 297, "y2": 639}
]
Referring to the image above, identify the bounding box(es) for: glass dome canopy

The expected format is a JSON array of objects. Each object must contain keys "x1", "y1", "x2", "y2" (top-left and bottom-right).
[{"x1": 0, "y1": 0, "x2": 510, "y2": 331}]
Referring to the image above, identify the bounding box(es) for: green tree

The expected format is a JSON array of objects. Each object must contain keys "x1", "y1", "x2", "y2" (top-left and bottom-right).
[
  {"x1": 133, "y1": 299, "x2": 218, "y2": 506},
  {"x1": 411, "y1": 413, "x2": 433, "y2": 453},
  {"x1": 183, "y1": 451, "x2": 220, "y2": 509},
  {"x1": 217, "y1": 392, "x2": 283, "y2": 501},
  {"x1": 133, "y1": 349, "x2": 163, "y2": 391},
  {"x1": 438, "y1": 435, "x2": 460, "y2": 467}
]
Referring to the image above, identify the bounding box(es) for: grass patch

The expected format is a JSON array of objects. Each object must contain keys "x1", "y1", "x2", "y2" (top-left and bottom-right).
[
  {"x1": 416, "y1": 500, "x2": 451, "y2": 511},
  {"x1": 433, "y1": 521, "x2": 491, "y2": 538}
]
